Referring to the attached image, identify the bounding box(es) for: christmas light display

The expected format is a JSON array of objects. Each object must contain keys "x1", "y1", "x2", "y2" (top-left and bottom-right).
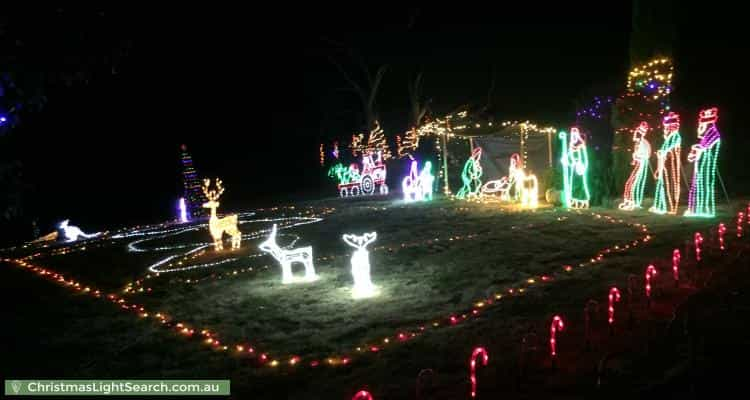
[
  {"x1": 397, "y1": 127, "x2": 420, "y2": 158},
  {"x1": 627, "y1": 57, "x2": 674, "y2": 102},
  {"x1": 550, "y1": 315, "x2": 564, "y2": 357},
  {"x1": 342, "y1": 232, "x2": 377, "y2": 298},
  {"x1": 559, "y1": 128, "x2": 590, "y2": 209},
  {"x1": 619, "y1": 122, "x2": 651, "y2": 210},
  {"x1": 402, "y1": 160, "x2": 434, "y2": 202},
  {"x1": 456, "y1": 147, "x2": 483, "y2": 200},
  {"x1": 672, "y1": 249, "x2": 680, "y2": 285},
  {"x1": 685, "y1": 108, "x2": 721, "y2": 217},
  {"x1": 259, "y1": 224, "x2": 316, "y2": 284},
  {"x1": 180, "y1": 144, "x2": 207, "y2": 219},
  {"x1": 738, "y1": 213, "x2": 745, "y2": 238},
  {"x1": 178, "y1": 198, "x2": 188, "y2": 223},
  {"x1": 469, "y1": 347, "x2": 488, "y2": 398},
  {"x1": 481, "y1": 153, "x2": 539, "y2": 208},
  {"x1": 319, "y1": 144, "x2": 325, "y2": 166},
  {"x1": 201, "y1": 179, "x2": 241, "y2": 251},
  {"x1": 650, "y1": 113, "x2": 682, "y2": 215},
  {"x1": 645, "y1": 265, "x2": 656, "y2": 299},
  {"x1": 9, "y1": 206, "x2": 660, "y2": 373},
  {"x1": 352, "y1": 390, "x2": 373, "y2": 400},
  {"x1": 695, "y1": 232, "x2": 703, "y2": 262},
  {"x1": 331, "y1": 153, "x2": 388, "y2": 197},
  {"x1": 58, "y1": 220, "x2": 100, "y2": 242},
  {"x1": 366, "y1": 121, "x2": 392, "y2": 161},
  {"x1": 718, "y1": 223, "x2": 727, "y2": 251},
  {"x1": 608, "y1": 287, "x2": 620, "y2": 325}
]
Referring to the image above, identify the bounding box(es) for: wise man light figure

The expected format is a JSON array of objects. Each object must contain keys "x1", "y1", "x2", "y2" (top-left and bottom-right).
[
  {"x1": 566, "y1": 127, "x2": 590, "y2": 209},
  {"x1": 650, "y1": 112, "x2": 682, "y2": 215},
  {"x1": 619, "y1": 122, "x2": 652, "y2": 210},
  {"x1": 685, "y1": 107, "x2": 721, "y2": 217},
  {"x1": 419, "y1": 161, "x2": 435, "y2": 201}
]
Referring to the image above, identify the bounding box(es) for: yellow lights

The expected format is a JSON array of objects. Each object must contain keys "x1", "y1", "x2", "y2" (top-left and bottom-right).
[
  {"x1": 626, "y1": 57, "x2": 673, "y2": 101},
  {"x1": 201, "y1": 178, "x2": 241, "y2": 251}
]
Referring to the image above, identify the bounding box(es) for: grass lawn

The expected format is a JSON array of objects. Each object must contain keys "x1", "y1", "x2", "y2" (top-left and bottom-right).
[{"x1": 1, "y1": 197, "x2": 746, "y2": 399}]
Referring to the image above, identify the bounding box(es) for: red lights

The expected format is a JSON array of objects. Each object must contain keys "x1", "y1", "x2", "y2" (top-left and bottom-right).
[
  {"x1": 550, "y1": 315, "x2": 564, "y2": 358},
  {"x1": 608, "y1": 287, "x2": 621, "y2": 325}
]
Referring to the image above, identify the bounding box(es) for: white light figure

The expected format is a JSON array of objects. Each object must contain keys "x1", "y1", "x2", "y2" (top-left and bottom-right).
[
  {"x1": 402, "y1": 160, "x2": 435, "y2": 202},
  {"x1": 58, "y1": 220, "x2": 100, "y2": 242},
  {"x1": 342, "y1": 232, "x2": 378, "y2": 298},
  {"x1": 202, "y1": 178, "x2": 241, "y2": 251},
  {"x1": 259, "y1": 224, "x2": 316, "y2": 284},
  {"x1": 178, "y1": 198, "x2": 189, "y2": 223}
]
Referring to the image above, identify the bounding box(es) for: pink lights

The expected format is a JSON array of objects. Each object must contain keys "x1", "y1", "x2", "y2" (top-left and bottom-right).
[
  {"x1": 608, "y1": 287, "x2": 621, "y2": 325},
  {"x1": 645, "y1": 265, "x2": 657, "y2": 299},
  {"x1": 469, "y1": 347, "x2": 489, "y2": 398},
  {"x1": 550, "y1": 315, "x2": 564, "y2": 358}
]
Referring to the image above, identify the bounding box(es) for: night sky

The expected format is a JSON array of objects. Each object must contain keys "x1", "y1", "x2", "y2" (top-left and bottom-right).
[{"x1": 3, "y1": 3, "x2": 749, "y2": 237}]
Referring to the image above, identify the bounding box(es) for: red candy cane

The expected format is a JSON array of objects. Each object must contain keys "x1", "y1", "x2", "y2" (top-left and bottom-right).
[
  {"x1": 672, "y1": 249, "x2": 680, "y2": 284},
  {"x1": 694, "y1": 232, "x2": 703, "y2": 262},
  {"x1": 550, "y1": 315, "x2": 564, "y2": 358},
  {"x1": 469, "y1": 347, "x2": 488, "y2": 398},
  {"x1": 645, "y1": 264, "x2": 657, "y2": 299},
  {"x1": 718, "y1": 223, "x2": 727, "y2": 251},
  {"x1": 608, "y1": 287, "x2": 621, "y2": 325},
  {"x1": 738, "y1": 212, "x2": 744, "y2": 238},
  {"x1": 352, "y1": 390, "x2": 373, "y2": 400}
]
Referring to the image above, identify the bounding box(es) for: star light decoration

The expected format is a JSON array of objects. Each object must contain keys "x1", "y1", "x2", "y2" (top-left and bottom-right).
[
  {"x1": 6, "y1": 206, "x2": 669, "y2": 371},
  {"x1": 626, "y1": 57, "x2": 673, "y2": 102}
]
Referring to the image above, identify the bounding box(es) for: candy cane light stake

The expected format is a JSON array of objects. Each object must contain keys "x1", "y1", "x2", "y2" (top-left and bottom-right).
[
  {"x1": 738, "y1": 212, "x2": 744, "y2": 238},
  {"x1": 469, "y1": 347, "x2": 489, "y2": 398},
  {"x1": 718, "y1": 223, "x2": 727, "y2": 251},
  {"x1": 608, "y1": 287, "x2": 621, "y2": 327},
  {"x1": 694, "y1": 232, "x2": 703, "y2": 262},
  {"x1": 672, "y1": 249, "x2": 680, "y2": 287},
  {"x1": 550, "y1": 315, "x2": 564, "y2": 358},
  {"x1": 645, "y1": 265, "x2": 657, "y2": 306},
  {"x1": 352, "y1": 390, "x2": 373, "y2": 400}
]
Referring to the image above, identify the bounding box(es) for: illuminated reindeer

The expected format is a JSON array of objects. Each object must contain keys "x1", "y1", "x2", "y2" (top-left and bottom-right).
[
  {"x1": 202, "y1": 178, "x2": 241, "y2": 251},
  {"x1": 259, "y1": 224, "x2": 316, "y2": 284},
  {"x1": 342, "y1": 232, "x2": 377, "y2": 298}
]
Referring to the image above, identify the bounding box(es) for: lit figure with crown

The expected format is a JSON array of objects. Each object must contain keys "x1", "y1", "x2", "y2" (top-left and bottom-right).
[
  {"x1": 685, "y1": 108, "x2": 721, "y2": 217},
  {"x1": 562, "y1": 127, "x2": 590, "y2": 209},
  {"x1": 650, "y1": 112, "x2": 682, "y2": 215},
  {"x1": 619, "y1": 122, "x2": 652, "y2": 210}
]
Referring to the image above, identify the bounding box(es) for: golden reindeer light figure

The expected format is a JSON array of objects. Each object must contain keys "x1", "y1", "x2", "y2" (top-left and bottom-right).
[{"x1": 202, "y1": 178, "x2": 241, "y2": 251}]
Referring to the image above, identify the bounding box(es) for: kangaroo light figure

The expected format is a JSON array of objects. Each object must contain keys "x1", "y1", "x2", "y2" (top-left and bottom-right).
[
  {"x1": 259, "y1": 224, "x2": 316, "y2": 284},
  {"x1": 58, "y1": 219, "x2": 100, "y2": 242},
  {"x1": 202, "y1": 178, "x2": 241, "y2": 251},
  {"x1": 342, "y1": 232, "x2": 377, "y2": 298}
]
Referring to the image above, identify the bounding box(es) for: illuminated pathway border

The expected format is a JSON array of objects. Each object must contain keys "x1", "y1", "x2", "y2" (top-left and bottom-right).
[{"x1": 3, "y1": 207, "x2": 652, "y2": 371}]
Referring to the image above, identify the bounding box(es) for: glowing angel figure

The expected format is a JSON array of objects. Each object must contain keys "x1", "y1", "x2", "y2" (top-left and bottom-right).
[
  {"x1": 202, "y1": 178, "x2": 241, "y2": 251},
  {"x1": 619, "y1": 122, "x2": 652, "y2": 210},
  {"x1": 685, "y1": 108, "x2": 721, "y2": 217},
  {"x1": 419, "y1": 161, "x2": 435, "y2": 201},
  {"x1": 650, "y1": 112, "x2": 682, "y2": 215},
  {"x1": 342, "y1": 232, "x2": 377, "y2": 298},
  {"x1": 456, "y1": 147, "x2": 483, "y2": 200},
  {"x1": 561, "y1": 127, "x2": 590, "y2": 209},
  {"x1": 402, "y1": 160, "x2": 422, "y2": 202},
  {"x1": 402, "y1": 160, "x2": 435, "y2": 202},
  {"x1": 58, "y1": 219, "x2": 100, "y2": 242}
]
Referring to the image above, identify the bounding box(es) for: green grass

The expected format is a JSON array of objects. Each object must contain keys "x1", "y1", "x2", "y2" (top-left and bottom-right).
[{"x1": 1, "y1": 197, "x2": 742, "y2": 399}]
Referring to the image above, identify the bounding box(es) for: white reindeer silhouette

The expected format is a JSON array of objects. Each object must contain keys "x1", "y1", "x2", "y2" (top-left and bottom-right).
[
  {"x1": 259, "y1": 224, "x2": 316, "y2": 284},
  {"x1": 342, "y1": 232, "x2": 377, "y2": 298},
  {"x1": 202, "y1": 178, "x2": 241, "y2": 251}
]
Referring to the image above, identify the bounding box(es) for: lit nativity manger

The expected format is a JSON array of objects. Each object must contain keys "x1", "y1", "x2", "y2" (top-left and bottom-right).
[{"x1": 416, "y1": 107, "x2": 555, "y2": 207}]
